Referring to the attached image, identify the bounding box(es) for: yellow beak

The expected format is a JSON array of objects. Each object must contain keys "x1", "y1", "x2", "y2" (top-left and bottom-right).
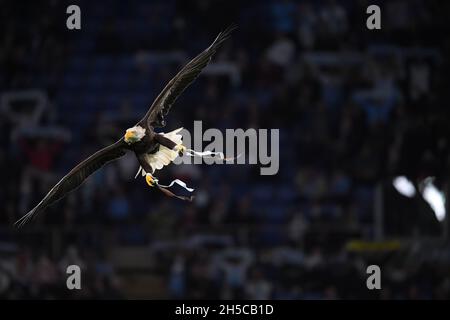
[{"x1": 125, "y1": 131, "x2": 134, "y2": 141}]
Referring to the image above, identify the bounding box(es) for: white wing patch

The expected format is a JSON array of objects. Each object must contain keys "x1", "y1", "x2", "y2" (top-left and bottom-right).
[{"x1": 135, "y1": 127, "x2": 183, "y2": 178}]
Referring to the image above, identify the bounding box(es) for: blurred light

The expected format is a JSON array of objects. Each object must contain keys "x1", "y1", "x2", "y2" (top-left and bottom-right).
[
  {"x1": 420, "y1": 177, "x2": 446, "y2": 222},
  {"x1": 393, "y1": 176, "x2": 416, "y2": 198}
]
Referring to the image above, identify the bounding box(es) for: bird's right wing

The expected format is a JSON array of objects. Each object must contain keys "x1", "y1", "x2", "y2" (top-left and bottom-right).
[{"x1": 15, "y1": 139, "x2": 128, "y2": 227}]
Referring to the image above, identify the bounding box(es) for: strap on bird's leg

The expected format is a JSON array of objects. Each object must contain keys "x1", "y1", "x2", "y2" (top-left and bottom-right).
[
  {"x1": 185, "y1": 149, "x2": 241, "y2": 162},
  {"x1": 156, "y1": 185, "x2": 194, "y2": 202},
  {"x1": 145, "y1": 173, "x2": 194, "y2": 202}
]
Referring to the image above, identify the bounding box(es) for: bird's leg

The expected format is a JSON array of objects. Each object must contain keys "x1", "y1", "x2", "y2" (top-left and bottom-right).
[
  {"x1": 145, "y1": 173, "x2": 157, "y2": 187},
  {"x1": 154, "y1": 134, "x2": 185, "y2": 156},
  {"x1": 174, "y1": 144, "x2": 187, "y2": 157}
]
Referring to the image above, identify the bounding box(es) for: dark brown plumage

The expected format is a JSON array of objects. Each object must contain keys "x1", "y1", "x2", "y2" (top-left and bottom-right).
[
  {"x1": 15, "y1": 25, "x2": 236, "y2": 227},
  {"x1": 141, "y1": 24, "x2": 237, "y2": 127}
]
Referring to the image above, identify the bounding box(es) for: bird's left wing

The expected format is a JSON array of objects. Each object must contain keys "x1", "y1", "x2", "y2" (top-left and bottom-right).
[
  {"x1": 140, "y1": 24, "x2": 237, "y2": 127},
  {"x1": 15, "y1": 139, "x2": 128, "y2": 227}
]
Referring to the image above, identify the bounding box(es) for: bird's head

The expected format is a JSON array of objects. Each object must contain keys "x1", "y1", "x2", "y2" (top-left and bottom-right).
[{"x1": 124, "y1": 126, "x2": 146, "y2": 145}]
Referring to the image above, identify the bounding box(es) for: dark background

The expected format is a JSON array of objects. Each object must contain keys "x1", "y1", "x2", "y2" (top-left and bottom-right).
[{"x1": 0, "y1": 0, "x2": 450, "y2": 299}]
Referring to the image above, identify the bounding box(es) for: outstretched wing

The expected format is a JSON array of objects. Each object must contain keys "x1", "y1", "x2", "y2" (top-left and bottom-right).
[
  {"x1": 140, "y1": 24, "x2": 237, "y2": 127},
  {"x1": 15, "y1": 139, "x2": 128, "y2": 227}
]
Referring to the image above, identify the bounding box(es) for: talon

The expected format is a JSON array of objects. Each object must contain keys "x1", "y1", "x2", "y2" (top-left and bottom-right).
[
  {"x1": 175, "y1": 144, "x2": 186, "y2": 156},
  {"x1": 146, "y1": 174, "x2": 155, "y2": 187}
]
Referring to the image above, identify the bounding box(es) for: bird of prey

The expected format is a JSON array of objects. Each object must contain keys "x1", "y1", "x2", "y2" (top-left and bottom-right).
[{"x1": 15, "y1": 25, "x2": 236, "y2": 227}]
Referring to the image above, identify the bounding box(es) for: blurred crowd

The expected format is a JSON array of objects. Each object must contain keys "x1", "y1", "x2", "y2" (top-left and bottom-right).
[
  {"x1": 0, "y1": 245, "x2": 123, "y2": 299},
  {"x1": 1, "y1": 0, "x2": 450, "y2": 299}
]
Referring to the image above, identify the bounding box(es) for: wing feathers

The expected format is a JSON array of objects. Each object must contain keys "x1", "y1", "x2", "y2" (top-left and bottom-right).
[
  {"x1": 15, "y1": 139, "x2": 127, "y2": 227},
  {"x1": 142, "y1": 25, "x2": 237, "y2": 125}
]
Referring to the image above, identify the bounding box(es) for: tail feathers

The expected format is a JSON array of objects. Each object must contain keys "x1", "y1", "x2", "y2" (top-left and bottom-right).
[{"x1": 14, "y1": 206, "x2": 40, "y2": 228}]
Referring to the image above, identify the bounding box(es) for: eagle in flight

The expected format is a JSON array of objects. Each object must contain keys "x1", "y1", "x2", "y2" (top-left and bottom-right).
[{"x1": 16, "y1": 25, "x2": 236, "y2": 227}]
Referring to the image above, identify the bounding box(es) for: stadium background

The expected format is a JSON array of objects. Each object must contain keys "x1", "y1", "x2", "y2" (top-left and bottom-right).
[{"x1": 1, "y1": 0, "x2": 450, "y2": 299}]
